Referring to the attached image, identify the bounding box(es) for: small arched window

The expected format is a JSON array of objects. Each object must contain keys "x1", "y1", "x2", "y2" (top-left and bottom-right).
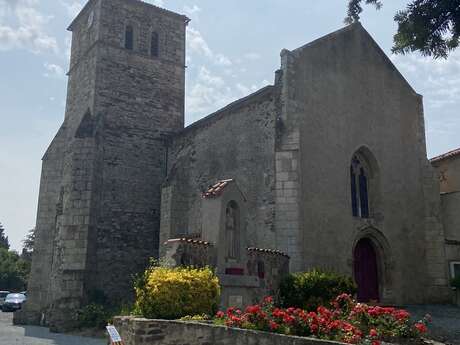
[
  {"x1": 150, "y1": 32, "x2": 159, "y2": 57},
  {"x1": 225, "y1": 201, "x2": 240, "y2": 259},
  {"x1": 350, "y1": 155, "x2": 370, "y2": 218},
  {"x1": 125, "y1": 25, "x2": 134, "y2": 50}
]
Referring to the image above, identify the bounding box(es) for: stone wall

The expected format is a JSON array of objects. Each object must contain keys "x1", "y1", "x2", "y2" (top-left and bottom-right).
[
  {"x1": 161, "y1": 238, "x2": 290, "y2": 308},
  {"x1": 442, "y1": 192, "x2": 460, "y2": 275},
  {"x1": 280, "y1": 23, "x2": 448, "y2": 304},
  {"x1": 19, "y1": 0, "x2": 188, "y2": 331},
  {"x1": 113, "y1": 317, "x2": 341, "y2": 345},
  {"x1": 161, "y1": 86, "x2": 278, "y2": 252},
  {"x1": 431, "y1": 155, "x2": 460, "y2": 193},
  {"x1": 87, "y1": 0, "x2": 187, "y2": 300},
  {"x1": 441, "y1": 192, "x2": 460, "y2": 242}
]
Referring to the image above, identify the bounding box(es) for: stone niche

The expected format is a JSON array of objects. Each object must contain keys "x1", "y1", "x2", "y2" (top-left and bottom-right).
[{"x1": 162, "y1": 179, "x2": 290, "y2": 309}]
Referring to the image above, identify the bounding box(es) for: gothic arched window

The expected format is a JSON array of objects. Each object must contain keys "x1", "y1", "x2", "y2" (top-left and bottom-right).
[
  {"x1": 351, "y1": 155, "x2": 370, "y2": 218},
  {"x1": 225, "y1": 201, "x2": 240, "y2": 260},
  {"x1": 150, "y1": 32, "x2": 159, "y2": 57},
  {"x1": 125, "y1": 25, "x2": 134, "y2": 50}
]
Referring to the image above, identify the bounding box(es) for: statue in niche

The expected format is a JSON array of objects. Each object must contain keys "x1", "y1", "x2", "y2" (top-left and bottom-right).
[{"x1": 226, "y1": 201, "x2": 239, "y2": 260}]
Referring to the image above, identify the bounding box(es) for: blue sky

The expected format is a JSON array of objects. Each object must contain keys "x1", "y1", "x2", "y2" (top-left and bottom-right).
[{"x1": 1, "y1": 0, "x2": 459, "y2": 251}]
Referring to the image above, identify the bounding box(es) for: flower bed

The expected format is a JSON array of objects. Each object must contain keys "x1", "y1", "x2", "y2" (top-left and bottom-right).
[{"x1": 214, "y1": 294, "x2": 430, "y2": 345}]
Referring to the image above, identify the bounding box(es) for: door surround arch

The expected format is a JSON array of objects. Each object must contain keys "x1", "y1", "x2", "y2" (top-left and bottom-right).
[{"x1": 352, "y1": 226, "x2": 393, "y2": 303}]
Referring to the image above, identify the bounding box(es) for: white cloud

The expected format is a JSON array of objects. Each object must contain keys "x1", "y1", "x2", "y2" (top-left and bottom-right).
[
  {"x1": 59, "y1": 0, "x2": 84, "y2": 18},
  {"x1": 392, "y1": 51, "x2": 460, "y2": 109},
  {"x1": 392, "y1": 51, "x2": 460, "y2": 155},
  {"x1": 0, "y1": 0, "x2": 58, "y2": 54},
  {"x1": 187, "y1": 26, "x2": 232, "y2": 66},
  {"x1": 187, "y1": 27, "x2": 213, "y2": 57},
  {"x1": 145, "y1": 0, "x2": 164, "y2": 7},
  {"x1": 186, "y1": 66, "x2": 269, "y2": 123},
  {"x1": 183, "y1": 4, "x2": 200, "y2": 16},
  {"x1": 43, "y1": 62, "x2": 65, "y2": 79}
]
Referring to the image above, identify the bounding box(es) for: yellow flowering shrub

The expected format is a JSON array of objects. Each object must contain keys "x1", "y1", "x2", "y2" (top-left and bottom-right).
[{"x1": 134, "y1": 266, "x2": 220, "y2": 320}]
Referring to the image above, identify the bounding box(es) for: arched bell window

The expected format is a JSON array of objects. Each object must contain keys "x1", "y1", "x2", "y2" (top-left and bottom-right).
[
  {"x1": 225, "y1": 201, "x2": 240, "y2": 260},
  {"x1": 125, "y1": 25, "x2": 134, "y2": 50},
  {"x1": 350, "y1": 155, "x2": 370, "y2": 218},
  {"x1": 150, "y1": 31, "x2": 159, "y2": 57}
]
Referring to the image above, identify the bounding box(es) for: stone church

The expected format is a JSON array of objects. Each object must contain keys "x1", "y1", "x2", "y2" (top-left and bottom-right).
[{"x1": 17, "y1": 0, "x2": 460, "y2": 331}]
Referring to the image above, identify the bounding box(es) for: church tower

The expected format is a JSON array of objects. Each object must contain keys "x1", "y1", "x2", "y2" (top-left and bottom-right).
[{"x1": 17, "y1": 0, "x2": 188, "y2": 331}]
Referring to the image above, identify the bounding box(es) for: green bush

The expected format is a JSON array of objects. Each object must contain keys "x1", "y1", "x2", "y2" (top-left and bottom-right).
[
  {"x1": 279, "y1": 269, "x2": 357, "y2": 311},
  {"x1": 76, "y1": 289, "x2": 134, "y2": 329},
  {"x1": 77, "y1": 303, "x2": 111, "y2": 329},
  {"x1": 134, "y1": 265, "x2": 220, "y2": 320},
  {"x1": 451, "y1": 276, "x2": 460, "y2": 289}
]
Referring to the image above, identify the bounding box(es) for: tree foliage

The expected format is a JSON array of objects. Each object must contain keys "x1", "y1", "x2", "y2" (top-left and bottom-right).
[
  {"x1": 22, "y1": 228, "x2": 36, "y2": 254},
  {"x1": 346, "y1": 0, "x2": 460, "y2": 58},
  {"x1": 0, "y1": 222, "x2": 9, "y2": 250},
  {"x1": 0, "y1": 248, "x2": 29, "y2": 291}
]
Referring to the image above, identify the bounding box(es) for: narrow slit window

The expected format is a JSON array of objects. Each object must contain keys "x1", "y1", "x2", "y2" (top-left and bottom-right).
[
  {"x1": 359, "y1": 168, "x2": 369, "y2": 218},
  {"x1": 350, "y1": 166, "x2": 358, "y2": 217},
  {"x1": 125, "y1": 25, "x2": 134, "y2": 50},
  {"x1": 151, "y1": 32, "x2": 159, "y2": 57},
  {"x1": 350, "y1": 155, "x2": 370, "y2": 218}
]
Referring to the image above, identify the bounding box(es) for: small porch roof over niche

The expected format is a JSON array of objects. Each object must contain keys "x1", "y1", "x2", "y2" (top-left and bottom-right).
[{"x1": 202, "y1": 179, "x2": 247, "y2": 201}]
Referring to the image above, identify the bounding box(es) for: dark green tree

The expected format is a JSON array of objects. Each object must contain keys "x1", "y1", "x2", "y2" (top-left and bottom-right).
[
  {"x1": 21, "y1": 228, "x2": 36, "y2": 265},
  {"x1": 346, "y1": 0, "x2": 460, "y2": 58},
  {"x1": 0, "y1": 222, "x2": 9, "y2": 250},
  {"x1": 0, "y1": 248, "x2": 29, "y2": 291},
  {"x1": 22, "y1": 228, "x2": 36, "y2": 254}
]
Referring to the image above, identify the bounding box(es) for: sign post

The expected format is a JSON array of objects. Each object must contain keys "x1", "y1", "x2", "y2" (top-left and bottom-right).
[{"x1": 106, "y1": 325, "x2": 125, "y2": 345}]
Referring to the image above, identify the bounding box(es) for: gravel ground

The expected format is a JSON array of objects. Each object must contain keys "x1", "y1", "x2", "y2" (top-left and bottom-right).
[
  {"x1": 405, "y1": 305, "x2": 460, "y2": 345},
  {"x1": 0, "y1": 312, "x2": 106, "y2": 345}
]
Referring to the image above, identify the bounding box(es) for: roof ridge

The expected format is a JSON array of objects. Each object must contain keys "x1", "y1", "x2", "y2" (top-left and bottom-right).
[
  {"x1": 178, "y1": 85, "x2": 274, "y2": 136},
  {"x1": 430, "y1": 147, "x2": 460, "y2": 162}
]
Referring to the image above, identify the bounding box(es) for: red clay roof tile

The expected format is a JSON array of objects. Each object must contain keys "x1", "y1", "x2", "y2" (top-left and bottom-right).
[
  {"x1": 166, "y1": 238, "x2": 213, "y2": 246},
  {"x1": 247, "y1": 247, "x2": 290, "y2": 258},
  {"x1": 430, "y1": 148, "x2": 460, "y2": 163},
  {"x1": 202, "y1": 179, "x2": 234, "y2": 198}
]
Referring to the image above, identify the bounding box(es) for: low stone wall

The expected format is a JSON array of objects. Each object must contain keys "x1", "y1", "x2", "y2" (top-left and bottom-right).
[
  {"x1": 113, "y1": 316, "x2": 343, "y2": 345},
  {"x1": 161, "y1": 238, "x2": 290, "y2": 309}
]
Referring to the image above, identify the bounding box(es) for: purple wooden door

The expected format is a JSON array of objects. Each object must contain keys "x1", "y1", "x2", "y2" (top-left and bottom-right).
[{"x1": 354, "y1": 238, "x2": 379, "y2": 302}]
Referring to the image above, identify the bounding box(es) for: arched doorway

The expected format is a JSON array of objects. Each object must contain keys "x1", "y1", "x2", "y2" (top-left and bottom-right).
[{"x1": 354, "y1": 238, "x2": 379, "y2": 302}]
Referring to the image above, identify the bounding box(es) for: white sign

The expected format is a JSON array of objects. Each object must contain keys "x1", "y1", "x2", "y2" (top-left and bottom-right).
[{"x1": 106, "y1": 325, "x2": 122, "y2": 342}]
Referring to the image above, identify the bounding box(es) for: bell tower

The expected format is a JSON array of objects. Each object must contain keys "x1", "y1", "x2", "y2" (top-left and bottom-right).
[{"x1": 18, "y1": 0, "x2": 188, "y2": 331}]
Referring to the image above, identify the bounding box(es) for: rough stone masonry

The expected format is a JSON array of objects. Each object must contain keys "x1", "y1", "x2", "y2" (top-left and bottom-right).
[{"x1": 17, "y1": 0, "x2": 458, "y2": 332}]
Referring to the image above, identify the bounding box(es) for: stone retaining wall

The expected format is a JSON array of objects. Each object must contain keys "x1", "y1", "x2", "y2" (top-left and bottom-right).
[{"x1": 113, "y1": 316, "x2": 343, "y2": 345}]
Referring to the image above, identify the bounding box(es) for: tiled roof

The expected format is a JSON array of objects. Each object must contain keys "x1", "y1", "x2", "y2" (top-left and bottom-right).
[
  {"x1": 247, "y1": 247, "x2": 290, "y2": 258},
  {"x1": 430, "y1": 148, "x2": 460, "y2": 163},
  {"x1": 202, "y1": 179, "x2": 234, "y2": 198},
  {"x1": 166, "y1": 238, "x2": 213, "y2": 247}
]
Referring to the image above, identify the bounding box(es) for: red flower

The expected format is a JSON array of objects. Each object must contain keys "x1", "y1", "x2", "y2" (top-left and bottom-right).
[
  {"x1": 371, "y1": 341, "x2": 381, "y2": 345},
  {"x1": 269, "y1": 321, "x2": 279, "y2": 331},
  {"x1": 369, "y1": 329, "x2": 378, "y2": 338},
  {"x1": 263, "y1": 296, "x2": 274, "y2": 304},
  {"x1": 393, "y1": 309, "x2": 410, "y2": 321},
  {"x1": 283, "y1": 314, "x2": 295, "y2": 325},
  {"x1": 245, "y1": 305, "x2": 261, "y2": 314},
  {"x1": 415, "y1": 322, "x2": 427, "y2": 333},
  {"x1": 216, "y1": 311, "x2": 225, "y2": 318}
]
